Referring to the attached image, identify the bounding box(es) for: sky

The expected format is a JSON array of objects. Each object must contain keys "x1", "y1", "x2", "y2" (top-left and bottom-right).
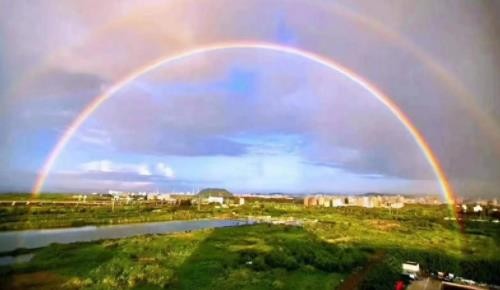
[{"x1": 0, "y1": 0, "x2": 499, "y2": 197}]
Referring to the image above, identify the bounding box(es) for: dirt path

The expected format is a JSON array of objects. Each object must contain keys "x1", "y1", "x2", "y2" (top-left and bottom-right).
[
  {"x1": 407, "y1": 278, "x2": 442, "y2": 290},
  {"x1": 337, "y1": 251, "x2": 386, "y2": 290},
  {"x1": 0, "y1": 271, "x2": 64, "y2": 290}
]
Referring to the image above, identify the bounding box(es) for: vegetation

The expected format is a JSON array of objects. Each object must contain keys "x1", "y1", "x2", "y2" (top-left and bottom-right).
[
  {"x1": 0, "y1": 204, "x2": 233, "y2": 231},
  {"x1": 0, "y1": 194, "x2": 499, "y2": 289},
  {"x1": 0, "y1": 224, "x2": 360, "y2": 289},
  {"x1": 0, "y1": 193, "x2": 236, "y2": 230},
  {"x1": 197, "y1": 188, "x2": 233, "y2": 198}
]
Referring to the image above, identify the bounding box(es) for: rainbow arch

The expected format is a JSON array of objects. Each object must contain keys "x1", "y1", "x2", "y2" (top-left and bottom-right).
[
  {"x1": 31, "y1": 41, "x2": 458, "y2": 211},
  {"x1": 8, "y1": 1, "x2": 499, "y2": 154}
]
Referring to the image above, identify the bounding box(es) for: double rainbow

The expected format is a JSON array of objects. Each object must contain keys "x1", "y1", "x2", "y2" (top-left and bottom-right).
[{"x1": 31, "y1": 41, "x2": 458, "y2": 216}]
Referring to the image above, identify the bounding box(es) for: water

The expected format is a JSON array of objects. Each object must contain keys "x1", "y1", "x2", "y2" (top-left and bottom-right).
[
  {"x1": 0, "y1": 219, "x2": 249, "y2": 253},
  {"x1": 0, "y1": 253, "x2": 34, "y2": 266}
]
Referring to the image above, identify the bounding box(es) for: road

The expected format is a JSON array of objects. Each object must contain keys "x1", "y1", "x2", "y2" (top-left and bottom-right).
[
  {"x1": 337, "y1": 251, "x2": 385, "y2": 290},
  {"x1": 407, "y1": 278, "x2": 442, "y2": 290}
]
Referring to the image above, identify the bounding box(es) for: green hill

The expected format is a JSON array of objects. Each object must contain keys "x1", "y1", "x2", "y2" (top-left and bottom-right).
[{"x1": 197, "y1": 188, "x2": 233, "y2": 198}]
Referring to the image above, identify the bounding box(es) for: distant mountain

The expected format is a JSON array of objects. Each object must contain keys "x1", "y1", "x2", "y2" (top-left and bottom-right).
[
  {"x1": 197, "y1": 188, "x2": 233, "y2": 198},
  {"x1": 359, "y1": 192, "x2": 434, "y2": 198},
  {"x1": 360, "y1": 192, "x2": 384, "y2": 196},
  {"x1": 360, "y1": 192, "x2": 398, "y2": 197}
]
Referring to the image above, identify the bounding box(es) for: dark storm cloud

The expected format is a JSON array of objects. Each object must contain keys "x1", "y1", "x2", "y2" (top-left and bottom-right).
[
  {"x1": 5, "y1": 69, "x2": 105, "y2": 127},
  {"x1": 84, "y1": 55, "x2": 434, "y2": 181},
  {"x1": 118, "y1": 133, "x2": 248, "y2": 157}
]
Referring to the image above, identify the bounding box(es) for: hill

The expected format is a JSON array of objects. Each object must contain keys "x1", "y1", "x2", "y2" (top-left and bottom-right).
[{"x1": 197, "y1": 188, "x2": 233, "y2": 198}]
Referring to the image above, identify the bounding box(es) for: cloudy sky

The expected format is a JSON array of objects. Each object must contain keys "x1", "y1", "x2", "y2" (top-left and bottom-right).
[{"x1": 0, "y1": 0, "x2": 499, "y2": 196}]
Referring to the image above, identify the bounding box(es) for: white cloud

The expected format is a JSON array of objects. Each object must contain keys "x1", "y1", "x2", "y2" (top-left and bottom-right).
[
  {"x1": 156, "y1": 162, "x2": 175, "y2": 178},
  {"x1": 80, "y1": 160, "x2": 173, "y2": 179},
  {"x1": 137, "y1": 164, "x2": 152, "y2": 176},
  {"x1": 73, "y1": 128, "x2": 112, "y2": 148},
  {"x1": 81, "y1": 160, "x2": 113, "y2": 172}
]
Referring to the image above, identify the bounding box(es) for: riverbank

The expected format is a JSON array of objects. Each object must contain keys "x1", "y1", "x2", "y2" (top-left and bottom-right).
[
  {"x1": 0, "y1": 219, "x2": 250, "y2": 253},
  {"x1": 0, "y1": 201, "x2": 235, "y2": 231},
  {"x1": 0, "y1": 224, "x2": 352, "y2": 290}
]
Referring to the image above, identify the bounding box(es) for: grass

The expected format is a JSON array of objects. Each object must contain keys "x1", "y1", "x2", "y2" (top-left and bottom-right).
[
  {"x1": 0, "y1": 203, "x2": 230, "y2": 231},
  {"x1": 0, "y1": 199, "x2": 499, "y2": 289},
  {"x1": 0, "y1": 225, "x2": 355, "y2": 289}
]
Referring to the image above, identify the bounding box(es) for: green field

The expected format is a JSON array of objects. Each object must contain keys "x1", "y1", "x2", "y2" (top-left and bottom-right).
[
  {"x1": 0, "y1": 196, "x2": 499, "y2": 289},
  {"x1": 0, "y1": 194, "x2": 229, "y2": 231},
  {"x1": 1, "y1": 224, "x2": 355, "y2": 290}
]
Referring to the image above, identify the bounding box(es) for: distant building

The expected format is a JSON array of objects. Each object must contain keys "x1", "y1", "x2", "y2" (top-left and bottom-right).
[
  {"x1": 207, "y1": 196, "x2": 224, "y2": 205},
  {"x1": 239, "y1": 197, "x2": 245, "y2": 205},
  {"x1": 303, "y1": 196, "x2": 310, "y2": 206},
  {"x1": 300, "y1": 194, "x2": 452, "y2": 209},
  {"x1": 157, "y1": 194, "x2": 170, "y2": 200},
  {"x1": 331, "y1": 197, "x2": 344, "y2": 207},
  {"x1": 321, "y1": 197, "x2": 330, "y2": 207},
  {"x1": 402, "y1": 261, "x2": 420, "y2": 278},
  {"x1": 317, "y1": 196, "x2": 325, "y2": 207},
  {"x1": 362, "y1": 196, "x2": 373, "y2": 208},
  {"x1": 108, "y1": 190, "x2": 123, "y2": 196},
  {"x1": 390, "y1": 202, "x2": 404, "y2": 209},
  {"x1": 304, "y1": 196, "x2": 318, "y2": 207},
  {"x1": 158, "y1": 194, "x2": 176, "y2": 204},
  {"x1": 473, "y1": 204, "x2": 483, "y2": 213}
]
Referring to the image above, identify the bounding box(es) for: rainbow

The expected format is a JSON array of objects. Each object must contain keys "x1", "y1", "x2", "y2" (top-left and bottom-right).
[
  {"x1": 8, "y1": 1, "x2": 499, "y2": 154},
  {"x1": 31, "y1": 41, "x2": 458, "y2": 214}
]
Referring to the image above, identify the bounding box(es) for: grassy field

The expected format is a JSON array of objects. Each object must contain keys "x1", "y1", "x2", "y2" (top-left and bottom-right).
[
  {"x1": 0, "y1": 205, "x2": 232, "y2": 231},
  {"x1": 0, "y1": 224, "x2": 359, "y2": 290},
  {"x1": 0, "y1": 194, "x2": 231, "y2": 230},
  {"x1": 0, "y1": 196, "x2": 499, "y2": 289}
]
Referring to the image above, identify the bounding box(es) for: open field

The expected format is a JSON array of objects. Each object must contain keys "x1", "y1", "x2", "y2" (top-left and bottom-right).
[
  {"x1": 1, "y1": 224, "x2": 354, "y2": 290},
  {"x1": 0, "y1": 195, "x2": 499, "y2": 289}
]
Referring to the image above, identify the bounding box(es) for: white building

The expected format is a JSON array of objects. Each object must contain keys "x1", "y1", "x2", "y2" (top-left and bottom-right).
[
  {"x1": 473, "y1": 204, "x2": 483, "y2": 213},
  {"x1": 331, "y1": 198, "x2": 344, "y2": 207},
  {"x1": 108, "y1": 190, "x2": 123, "y2": 196},
  {"x1": 362, "y1": 196, "x2": 373, "y2": 208},
  {"x1": 158, "y1": 194, "x2": 176, "y2": 204},
  {"x1": 390, "y1": 202, "x2": 404, "y2": 209},
  {"x1": 207, "y1": 196, "x2": 224, "y2": 205},
  {"x1": 157, "y1": 194, "x2": 171, "y2": 200},
  {"x1": 402, "y1": 261, "x2": 420, "y2": 278}
]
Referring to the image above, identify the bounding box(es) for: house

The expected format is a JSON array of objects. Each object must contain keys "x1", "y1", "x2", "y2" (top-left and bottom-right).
[
  {"x1": 390, "y1": 202, "x2": 405, "y2": 209},
  {"x1": 207, "y1": 196, "x2": 224, "y2": 205},
  {"x1": 331, "y1": 198, "x2": 344, "y2": 207},
  {"x1": 402, "y1": 261, "x2": 420, "y2": 278},
  {"x1": 157, "y1": 194, "x2": 176, "y2": 204},
  {"x1": 362, "y1": 196, "x2": 373, "y2": 208}
]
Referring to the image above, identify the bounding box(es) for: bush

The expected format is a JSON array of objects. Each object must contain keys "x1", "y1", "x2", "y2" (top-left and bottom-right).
[{"x1": 265, "y1": 250, "x2": 299, "y2": 270}]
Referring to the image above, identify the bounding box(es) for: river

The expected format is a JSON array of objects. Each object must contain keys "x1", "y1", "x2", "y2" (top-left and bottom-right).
[{"x1": 0, "y1": 219, "x2": 250, "y2": 253}]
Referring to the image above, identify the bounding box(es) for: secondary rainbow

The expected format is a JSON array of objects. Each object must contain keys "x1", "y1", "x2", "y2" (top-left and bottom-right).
[
  {"x1": 31, "y1": 41, "x2": 458, "y2": 213},
  {"x1": 9, "y1": 2, "x2": 499, "y2": 153}
]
